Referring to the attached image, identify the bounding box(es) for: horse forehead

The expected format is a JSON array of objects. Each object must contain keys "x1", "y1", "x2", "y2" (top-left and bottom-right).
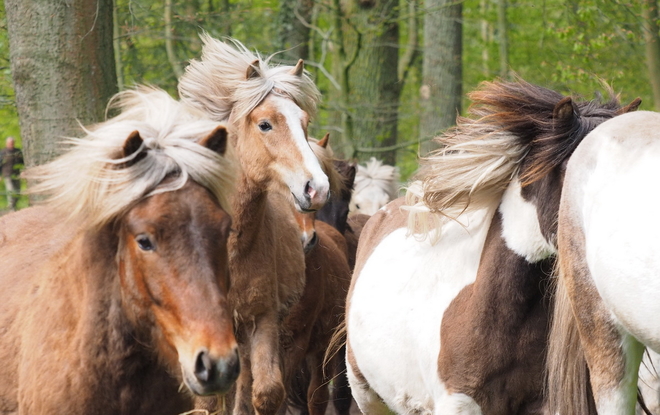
[
  {"x1": 255, "y1": 94, "x2": 308, "y2": 126},
  {"x1": 127, "y1": 183, "x2": 229, "y2": 233}
]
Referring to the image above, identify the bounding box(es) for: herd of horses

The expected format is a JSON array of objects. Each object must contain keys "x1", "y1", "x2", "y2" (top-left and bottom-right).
[{"x1": 0, "y1": 35, "x2": 658, "y2": 415}]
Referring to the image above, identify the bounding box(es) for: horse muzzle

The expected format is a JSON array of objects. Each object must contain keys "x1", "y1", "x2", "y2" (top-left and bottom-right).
[{"x1": 182, "y1": 347, "x2": 240, "y2": 396}]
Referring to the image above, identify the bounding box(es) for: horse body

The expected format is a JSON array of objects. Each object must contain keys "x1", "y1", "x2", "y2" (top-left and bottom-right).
[
  {"x1": 347, "y1": 199, "x2": 492, "y2": 414},
  {"x1": 549, "y1": 110, "x2": 660, "y2": 415},
  {"x1": 178, "y1": 36, "x2": 330, "y2": 415},
  {"x1": 346, "y1": 80, "x2": 635, "y2": 415},
  {"x1": 0, "y1": 87, "x2": 240, "y2": 414}
]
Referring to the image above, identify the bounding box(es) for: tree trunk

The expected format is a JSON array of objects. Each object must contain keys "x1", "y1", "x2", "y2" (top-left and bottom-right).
[
  {"x1": 643, "y1": 0, "x2": 660, "y2": 110},
  {"x1": 497, "y1": 0, "x2": 509, "y2": 79},
  {"x1": 420, "y1": 0, "x2": 462, "y2": 156},
  {"x1": 6, "y1": 0, "x2": 117, "y2": 167},
  {"x1": 350, "y1": 0, "x2": 400, "y2": 165},
  {"x1": 277, "y1": 0, "x2": 314, "y2": 61}
]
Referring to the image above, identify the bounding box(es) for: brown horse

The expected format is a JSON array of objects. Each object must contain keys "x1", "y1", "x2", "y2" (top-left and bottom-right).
[
  {"x1": 284, "y1": 139, "x2": 357, "y2": 415},
  {"x1": 179, "y1": 36, "x2": 331, "y2": 415},
  {"x1": 346, "y1": 79, "x2": 639, "y2": 414},
  {"x1": 0, "y1": 87, "x2": 240, "y2": 414}
]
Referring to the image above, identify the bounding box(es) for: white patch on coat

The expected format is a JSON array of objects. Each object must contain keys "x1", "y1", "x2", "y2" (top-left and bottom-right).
[
  {"x1": 499, "y1": 178, "x2": 556, "y2": 263},
  {"x1": 347, "y1": 208, "x2": 492, "y2": 414}
]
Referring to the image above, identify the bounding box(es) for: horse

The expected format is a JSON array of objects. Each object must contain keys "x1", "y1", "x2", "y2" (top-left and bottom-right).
[
  {"x1": 345, "y1": 78, "x2": 640, "y2": 414},
  {"x1": 349, "y1": 157, "x2": 399, "y2": 216},
  {"x1": 178, "y1": 35, "x2": 330, "y2": 415},
  {"x1": 285, "y1": 138, "x2": 357, "y2": 415},
  {"x1": 0, "y1": 87, "x2": 240, "y2": 414},
  {"x1": 546, "y1": 110, "x2": 660, "y2": 415}
]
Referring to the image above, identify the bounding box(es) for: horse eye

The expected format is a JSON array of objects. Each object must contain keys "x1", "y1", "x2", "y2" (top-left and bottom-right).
[
  {"x1": 258, "y1": 121, "x2": 272, "y2": 132},
  {"x1": 135, "y1": 234, "x2": 155, "y2": 251}
]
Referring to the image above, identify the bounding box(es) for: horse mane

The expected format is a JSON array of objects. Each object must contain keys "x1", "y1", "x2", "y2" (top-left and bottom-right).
[
  {"x1": 24, "y1": 86, "x2": 238, "y2": 230},
  {"x1": 406, "y1": 77, "x2": 623, "y2": 235},
  {"x1": 178, "y1": 34, "x2": 321, "y2": 122},
  {"x1": 355, "y1": 157, "x2": 400, "y2": 199}
]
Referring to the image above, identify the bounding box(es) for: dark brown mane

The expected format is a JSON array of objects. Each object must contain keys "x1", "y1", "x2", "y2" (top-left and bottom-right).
[{"x1": 466, "y1": 78, "x2": 625, "y2": 186}]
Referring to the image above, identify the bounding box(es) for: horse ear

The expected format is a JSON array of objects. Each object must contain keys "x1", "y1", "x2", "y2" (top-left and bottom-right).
[
  {"x1": 318, "y1": 132, "x2": 330, "y2": 148},
  {"x1": 617, "y1": 97, "x2": 642, "y2": 114},
  {"x1": 200, "y1": 125, "x2": 228, "y2": 156},
  {"x1": 121, "y1": 130, "x2": 147, "y2": 166},
  {"x1": 553, "y1": 96, "x2": 578, "y2": 121},
  {"x1": 346, "y1": 163, "x2": 357, "y2": 188},
  {"x1": 290, "y1": 59, "x2": 304, "y2": 77},
  {"x1": 246, "y1": 59, "x2": 261, "y2": 80}
]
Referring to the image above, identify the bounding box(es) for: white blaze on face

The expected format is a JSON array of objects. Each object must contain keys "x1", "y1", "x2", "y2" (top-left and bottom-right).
[{"x1": 271, "y1": 95, "x2": 329, "y2": 210}]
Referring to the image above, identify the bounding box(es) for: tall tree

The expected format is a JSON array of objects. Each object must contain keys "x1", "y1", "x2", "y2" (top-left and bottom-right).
[
  {"x1": 643, "y1": 0, "x2": 660, "y2": 110},
  {"x1": 277, "y1": 0, "x2": 314, "y2": 61},
  {"x1": 420, "y1": 0, "x2": 462, "y2": 155},
  {"x1": 5, "y1": 0, "x2": 117, "y2": 167},
  {"x1": 350, "y1": 0, "x2": 401, "y2": 165}
]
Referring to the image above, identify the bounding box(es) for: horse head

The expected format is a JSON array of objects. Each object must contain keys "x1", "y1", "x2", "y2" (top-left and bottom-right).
[
  {"x1": 179, "y1": 37, "x2": 330, "y2": 212},
  {"x1": 116, "y1": 126, "x2": 239, "y2": 396}
]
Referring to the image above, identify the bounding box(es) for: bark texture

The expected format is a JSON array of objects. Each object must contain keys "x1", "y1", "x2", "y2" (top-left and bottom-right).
[
  {"x1": 350, "y1": 0, "x2": 400, "y2": 165},
  {"x1": 643, "y1": 0, "x2": 660, "y2": 110},
  {"x1": 6, "y1": 0, "x2": 117, "y2": 167},
  {"x1": 420, "y1": 0, "x2": 462, "y2": 155}
]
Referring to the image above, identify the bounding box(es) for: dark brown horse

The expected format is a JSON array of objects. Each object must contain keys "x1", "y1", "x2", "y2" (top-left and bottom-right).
[
  {"x1": 285, "y1": 148, "x2": 358, "y2": 415},
  {"x1": 0, "y1": 87, "x2": 240, "y2": 414},
  {"x1": 346, "y1": 79, "x2": 639, "y2": 415}
]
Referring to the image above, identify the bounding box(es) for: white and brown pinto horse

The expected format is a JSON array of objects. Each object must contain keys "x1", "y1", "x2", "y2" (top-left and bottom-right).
[
  {"x1": 547, "y1": 110, "x2": 660, "y2": 415},
  {"x1": 178, "y1": 36, "x2": 329, "y2": 415},
  {"x1": 0, "y1": 87, "x2": 239, "y2": 414},
  {"x1": 346, "y1": 79, "x2": 639, "y2": 415}
]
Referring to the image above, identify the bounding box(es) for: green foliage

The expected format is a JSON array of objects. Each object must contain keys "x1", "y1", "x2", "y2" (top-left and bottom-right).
[{"x1": 0, "y1": 0, "x2": 656, "y2": 187}]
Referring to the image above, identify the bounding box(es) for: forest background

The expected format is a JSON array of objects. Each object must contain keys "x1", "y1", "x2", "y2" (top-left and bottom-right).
[{"x1": 0, "y1": 0, "x2": 656, "y2": 209}]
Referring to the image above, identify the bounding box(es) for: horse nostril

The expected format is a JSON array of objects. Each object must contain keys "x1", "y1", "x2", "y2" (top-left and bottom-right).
[
  {"x1": 309, "y1": 232, "x2": 318, "y2": 249},
  {"x1": 305, "y1": 181, "x2": 317, "y2": 201},
  {"x1": 194, "y1": 350, "x2": 214, "y2": 383}
]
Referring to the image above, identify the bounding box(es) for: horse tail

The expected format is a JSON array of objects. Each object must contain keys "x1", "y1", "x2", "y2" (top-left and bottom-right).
[
  {"x1": 546, "y1": 261, "x2": 597, "y2": 415},
  {"x1": 325, "y1": 320, "x2": 347, "y2": 372}
]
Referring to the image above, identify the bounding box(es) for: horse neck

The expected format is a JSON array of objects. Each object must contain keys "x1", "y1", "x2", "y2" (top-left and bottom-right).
[{"x1": 231, "y1": 171, "x2": 270, "y2": 246}]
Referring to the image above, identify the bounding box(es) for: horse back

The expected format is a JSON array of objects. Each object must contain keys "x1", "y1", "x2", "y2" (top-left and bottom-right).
[{"x1": 0, "y1": 208, "x2": 77, "y2": 412}]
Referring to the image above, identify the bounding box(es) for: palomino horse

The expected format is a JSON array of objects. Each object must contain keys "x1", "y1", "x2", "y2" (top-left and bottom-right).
[
  {"x1": 178, "y1": 36, "x2": 330, "y2": 415},
  {"x1": 346, "y1": 79, "x2": 639, "y2": 414},
  {"x1": 0, "y1": 87, "x2": 239, "y2": 414},
  {"x1": 546, "y1": 110, "x2": 660, "y2": 415},
  {"x1": 349, "y1": 157, "x2": 399, "y2": 216}
]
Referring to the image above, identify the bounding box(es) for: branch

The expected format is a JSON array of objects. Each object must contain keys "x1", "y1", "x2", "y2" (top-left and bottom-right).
[
  {"x1": 398, "y1": 0, "x2": 419, "y2": 83},
  {"x1": 356, "y1": 136, "x2": 434, "y2": 153},
  {"x1": 164, "y1": 0, "x2": 184, "y2": 79}
]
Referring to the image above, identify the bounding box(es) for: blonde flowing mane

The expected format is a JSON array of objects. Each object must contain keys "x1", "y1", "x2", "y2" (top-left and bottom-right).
[
  {"x1": 24, "y1": 86, "x2": 238, "y2": 230},
  {"x1": 355, "y1": 157, "x2": 400, "y2": 199},
  {"x1": 178, "y1": 34, "x2": 321, "y2": 123}
]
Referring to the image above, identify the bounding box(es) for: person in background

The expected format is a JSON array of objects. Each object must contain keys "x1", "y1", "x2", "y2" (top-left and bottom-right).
[{"x1": 1, "y1": 136, "x2": 24, "y2": 210}]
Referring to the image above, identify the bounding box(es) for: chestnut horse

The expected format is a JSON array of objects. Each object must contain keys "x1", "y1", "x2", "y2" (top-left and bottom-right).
[
  {"x1": 546, "y1": 110, "x2": 660, "y2": 415},
  {"x1": 178, "y1": 36, "x2": 330, "y2": 415},
  {"x1": 346, "y1": 79, "x2": 639, "y2": 414},
  {"x1": 0, "y1": 87, "x2": 239, "y2": 414}
]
